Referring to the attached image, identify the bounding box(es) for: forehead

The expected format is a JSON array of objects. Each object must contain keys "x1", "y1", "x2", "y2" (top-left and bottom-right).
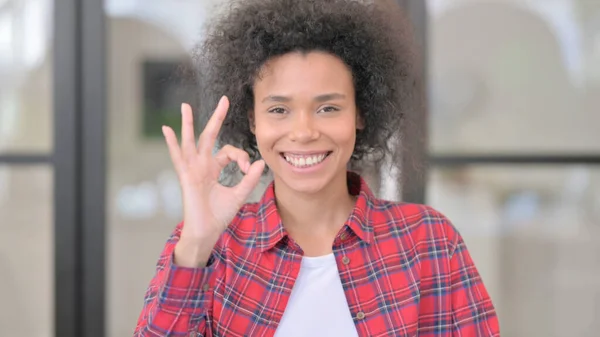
[{"x1": 254, "y1": 51, "x2": 355, "y2": 96}]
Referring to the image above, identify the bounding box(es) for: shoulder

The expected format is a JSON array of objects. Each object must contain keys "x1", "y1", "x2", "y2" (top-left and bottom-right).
[{"x1": 368, "y1": 198, "x2": 462, "y2": 254}]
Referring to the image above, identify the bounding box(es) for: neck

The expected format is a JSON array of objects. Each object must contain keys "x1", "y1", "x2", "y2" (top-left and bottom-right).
[{"x1": 273, "y1": 171, "x2": 356, "y2": 238}]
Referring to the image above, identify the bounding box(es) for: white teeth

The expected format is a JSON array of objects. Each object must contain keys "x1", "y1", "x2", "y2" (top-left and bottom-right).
[{"x1": 283, "y1": 153, "x2": 328, "y2": 168}]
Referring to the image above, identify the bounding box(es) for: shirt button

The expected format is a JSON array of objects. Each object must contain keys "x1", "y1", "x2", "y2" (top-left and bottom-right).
[
  {"x1": 356, "y1": 311, "x2": 365, "y2": 320},
  {"x1": 202, "y1": 284, "x2": 209, "y2": 292},
  {"x1": 340, "y1": 232, "x2": 348, "y2": 240},
  {"x1": 342, "y1": 256, "x2": 350, "y2": 265}
]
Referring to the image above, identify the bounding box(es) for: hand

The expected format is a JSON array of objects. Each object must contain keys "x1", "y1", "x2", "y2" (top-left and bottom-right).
[{"x1": 162, "y1": 96, "x2": 265, "y2": 266}]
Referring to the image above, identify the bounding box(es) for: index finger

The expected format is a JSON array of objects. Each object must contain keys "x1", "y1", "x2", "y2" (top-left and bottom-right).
[{"x1": 198, "y1": 95, "x2": 229, "y2": 155}]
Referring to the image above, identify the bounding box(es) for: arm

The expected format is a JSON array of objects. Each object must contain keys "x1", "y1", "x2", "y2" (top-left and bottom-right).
[
  {"x1": 134, "y1": 222, "x2": 224, "y2": 336},
  {"x1": 450, "y1": 234, "x2": 500, "y2": 336}
]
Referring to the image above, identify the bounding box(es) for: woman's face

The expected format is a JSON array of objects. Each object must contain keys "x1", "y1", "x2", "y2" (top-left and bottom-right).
[{"x1": 252, "y1": 51, "x2": 363, "y2": 195}]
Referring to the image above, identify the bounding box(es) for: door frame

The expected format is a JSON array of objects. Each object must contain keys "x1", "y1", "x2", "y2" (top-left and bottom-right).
[{"x1": 53, "y1": 0, "x2": 106, "y2": 336}]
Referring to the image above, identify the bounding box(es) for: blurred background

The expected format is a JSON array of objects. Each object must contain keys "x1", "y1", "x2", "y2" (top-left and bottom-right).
[{"x1": 1, "y1": 0, "x2": 599, "y2": 336}]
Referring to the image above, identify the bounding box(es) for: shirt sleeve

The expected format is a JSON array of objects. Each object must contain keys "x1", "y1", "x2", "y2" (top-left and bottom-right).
[
  {"x1": 133, "y1": 222, "x2": 224, "y2": 337},
  {"x1": 450, "y1": 234, "x2": 501, "y2": 336}
]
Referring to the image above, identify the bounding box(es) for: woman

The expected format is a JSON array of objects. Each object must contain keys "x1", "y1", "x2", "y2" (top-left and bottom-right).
[{"x1": 134, "y1": 0, "x2": 500, "y2": 336}]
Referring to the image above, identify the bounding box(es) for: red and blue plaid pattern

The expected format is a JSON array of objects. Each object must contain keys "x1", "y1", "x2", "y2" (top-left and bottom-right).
[{"x1": 135, "y1": 172, "x2": 499, "y2": 336}]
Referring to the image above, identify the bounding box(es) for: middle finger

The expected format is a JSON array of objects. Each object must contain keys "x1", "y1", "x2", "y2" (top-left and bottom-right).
[
  {"x1": 198, "y1": 96, "x2": 229, "y2": 156},
  {"x1": 181, "y1": 103, "x2": 197, "y2": 158}
]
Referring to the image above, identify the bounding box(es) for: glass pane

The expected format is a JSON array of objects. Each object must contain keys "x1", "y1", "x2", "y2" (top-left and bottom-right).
[
  {"x1": 427, "y1": 165, "x2": 600, "y2": 337},
  {"x1": 104, "y1": 2, "x2": 260, "y2": 335},
  {"x1": 0, "y1": 165, "x2": 54, "y2": 336},
  {"x1": 428, "y1": 0, "x2": 600, "y2": 154},
  {"x1": 0, "y1": 0, "x2": 54, "y2": 154}
]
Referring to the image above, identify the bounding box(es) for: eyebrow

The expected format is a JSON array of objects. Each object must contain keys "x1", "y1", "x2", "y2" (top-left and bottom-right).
[{"x1": 261, "y1": 93, "x2": 346, "y2": 103}]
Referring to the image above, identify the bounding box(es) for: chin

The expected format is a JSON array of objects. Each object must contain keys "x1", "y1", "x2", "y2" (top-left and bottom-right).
[{"x1": 279, "y1": 174, "x2": 331, "y2": 195}]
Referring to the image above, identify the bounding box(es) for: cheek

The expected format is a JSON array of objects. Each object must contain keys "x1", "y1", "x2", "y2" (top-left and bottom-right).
[
  {"x1": 333, "y1": 118, "x2": 358, "y2": 145},
  {"x1": 253, "y1": 120, "x2": 277, "y2": 150},
  {"x1": 341, "y1": 130, "x2": 358, "y2": 150}
]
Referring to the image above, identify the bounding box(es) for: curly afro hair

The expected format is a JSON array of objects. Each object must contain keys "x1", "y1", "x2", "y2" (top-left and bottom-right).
[{"x1": 192, "y1": 0, "x2": 419, "y2": 171}]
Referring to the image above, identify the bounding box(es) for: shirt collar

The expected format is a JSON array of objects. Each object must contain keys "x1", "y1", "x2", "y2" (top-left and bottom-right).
[{"x1": 255, "y1": 171, "x2": 374, "y2": 253}]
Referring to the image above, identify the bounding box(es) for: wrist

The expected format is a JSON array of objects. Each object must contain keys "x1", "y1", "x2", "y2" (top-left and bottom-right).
[{"x1": 174, "y1": 237, "x2": 217, "y2": 268}]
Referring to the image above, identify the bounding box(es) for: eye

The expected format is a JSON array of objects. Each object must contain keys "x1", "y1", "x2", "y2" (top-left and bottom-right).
[
  {"x1": 318, "y1": 106, "x2": 340, "y2": 113},
  {"x1": 268, "y1": 107, "x2": 287, "y2": 114}
]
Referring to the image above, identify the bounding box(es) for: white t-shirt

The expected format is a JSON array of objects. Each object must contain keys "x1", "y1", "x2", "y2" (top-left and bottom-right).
[{"x1": 274, "y1": 253, "x2": 359, "y2": 337}]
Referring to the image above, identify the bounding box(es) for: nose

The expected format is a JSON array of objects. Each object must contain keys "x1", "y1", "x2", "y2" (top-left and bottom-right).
[{"x1": 288, "y1": 111, "x2": 320, "y2": 143}]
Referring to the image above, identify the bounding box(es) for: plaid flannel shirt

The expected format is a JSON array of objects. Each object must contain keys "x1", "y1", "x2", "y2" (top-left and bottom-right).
[{"x1": 135, "y1": 172, "x2": 500, "y2": 336}]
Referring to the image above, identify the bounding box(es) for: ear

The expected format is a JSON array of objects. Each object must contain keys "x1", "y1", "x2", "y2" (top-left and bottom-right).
[
  {"x1": 356, "y1": 110, "x2": 365, "y2": 130},
  {"x1": 248, "y1": 110, "x2": 256, "y2": 134}
]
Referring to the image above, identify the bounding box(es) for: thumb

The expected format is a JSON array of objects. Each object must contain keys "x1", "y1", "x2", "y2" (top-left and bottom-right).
[{"x1": 233, "y1": 160, "x2": 265, "y2": 202}]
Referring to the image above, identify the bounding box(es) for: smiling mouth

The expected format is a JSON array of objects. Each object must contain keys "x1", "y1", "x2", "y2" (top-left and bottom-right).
[{"x1": 280, "y1": 152, "x2": 332, "y2": 168}]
